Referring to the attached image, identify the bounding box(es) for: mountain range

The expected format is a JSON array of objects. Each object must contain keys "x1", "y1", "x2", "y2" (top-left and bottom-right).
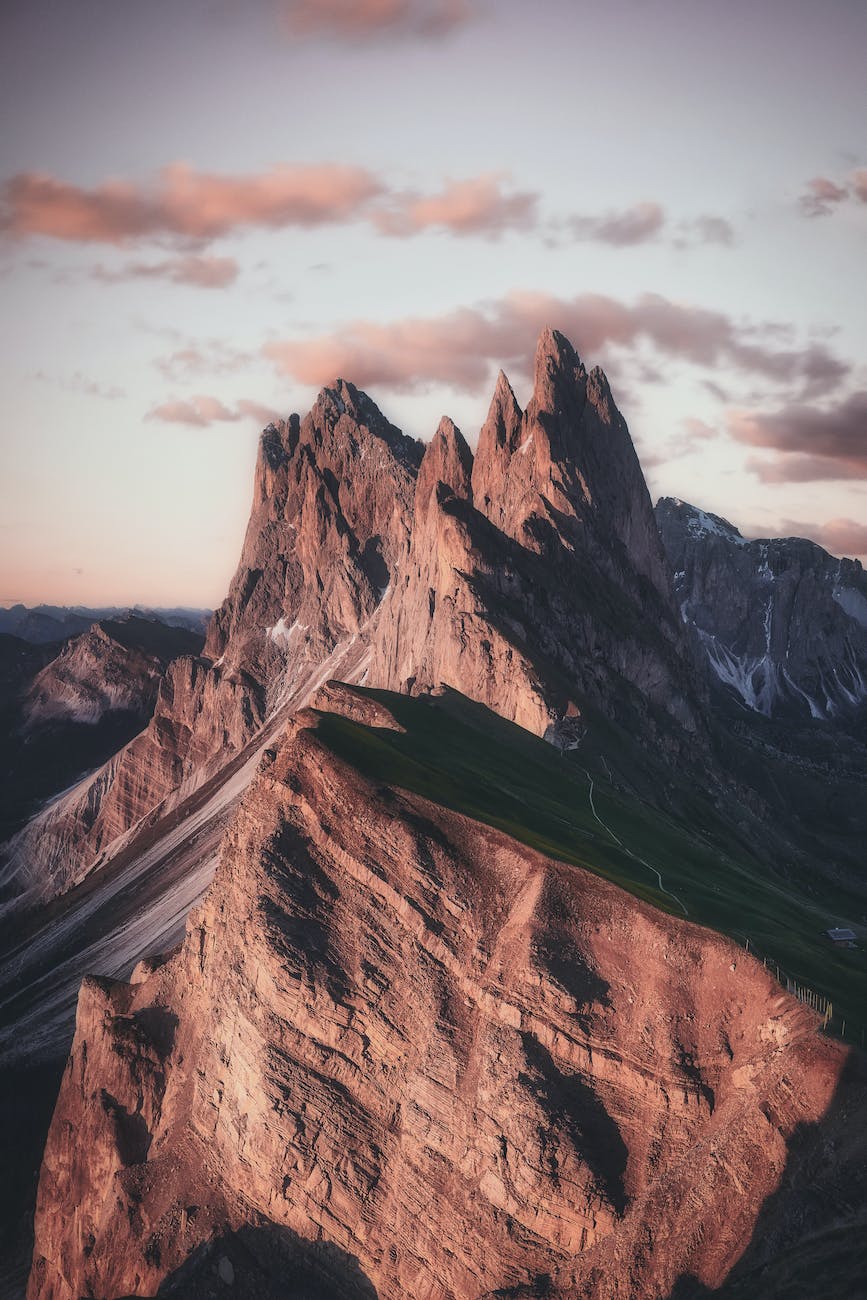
[{"x1": 2, "y1": 330, "x2": 865, "y2": 1300}]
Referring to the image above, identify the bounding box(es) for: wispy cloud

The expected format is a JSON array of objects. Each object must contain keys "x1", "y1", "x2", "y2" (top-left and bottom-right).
[
  {"x1": 550, "y1": 205, "x2": 734, "y2": 250},
  {"x1": 797, "y1": 168, "x2": 867, "y2": 217},
  {"x1": 263, "y1": 290, "x2": 849, "y2": 397},
  {"x1": 673, "y1": 214, "x2": 736, "y2": 248},
  {"x1": 146, "y1": 395, "x2": 281, "y2": 428},
  {"x1": 773, "y1": 516, "x2": 867, "y2": 559},
  {"x1": 373, "y1": 174, "x2": 538, "y2": 238},
  {"x1": 154, "y1": 341, "x2": 255, "y2": 380},
  {"x1": 729, "y1": 390, "x2": 867, "y2": 481},
  {"x1": 35, "y1": 369, "x2": 125, "y2": 400},
  {"x1": 281, "y1": 0, "x2": 470, "y2": 41},
  {"x1": 0, "y1": 163, "x2": 385, "y2": 246},
  {"x1": 93, "y1": 254, "x2": 239, "y2": 288},
  {"x1": 565, "y1": 202, "x2": 666, "y2": 246},
  {"x1": 1, "y1": 162, "x2": 739, "y2": 258},
  {"x1": 0, "y1": 163, "x2": 535, "y2": 249}
]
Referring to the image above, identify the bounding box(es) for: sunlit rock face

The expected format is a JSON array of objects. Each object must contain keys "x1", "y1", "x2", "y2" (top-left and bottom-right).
[
  {"x1": 27, "y1": 691, "x2": 863, "y2": 1300},
  {"x1": 657, "y1": 496, "x2": 867, "y2": 725},
  {"x1": 8, "y1": 332, "x2": 702, "y2": 909}
]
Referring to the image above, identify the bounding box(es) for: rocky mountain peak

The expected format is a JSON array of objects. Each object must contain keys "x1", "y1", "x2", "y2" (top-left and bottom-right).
[
  {"x1": 656, "y1": 496, "x2": 746, "y2": 546},
  {"x1": 8, "y1": 328, "x2": 701, "y2": 913},
  {"x1": 308, "y1": 377, "x2": 423, "y2": 472},
  {"x1": 416, "y1": 415, "x2": 473, "y2": 513},
  {"x1": 528, "y1": 324, "x2": 588, "y2": 419},
  {"x1": 656, "y1": 496, "x2": 867, "y2": 722}
]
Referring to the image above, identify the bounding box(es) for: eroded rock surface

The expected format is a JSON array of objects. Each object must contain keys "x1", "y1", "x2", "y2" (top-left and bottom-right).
[
  {"x1": 28, "y1": 696, "x2": 866, "y2": 1300},
  {"x1": 10, "y1": 334, "x2": 701, "y2": 909},
  {"x1": 657, "y1": 496, "x2": 867, "y2": 724}
]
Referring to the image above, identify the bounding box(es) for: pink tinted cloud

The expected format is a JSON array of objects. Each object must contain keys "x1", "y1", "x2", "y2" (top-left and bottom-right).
[
  {"x1": 154, "y1": 341, "x2": 255, "y2": 380},
  {"x1": 729, "y1": 390, "x2": 867, "y2": 480},
  {"x1": 94, "y1": 254, "x2": 239, "y2": 288},
  {"x1": 264, "y1": 291, "x2": 849, "y2": 396},
  {"x1": 148, "y1": 396, "x2": 240, "y2": 427},
  {"x1": 282, "y1": 0, "x2": 469, "y2": 40},
  {"x1": 775, "y1": 517, "x2": 867, "y2": 560},
  {"x1": 797, "y1": 168, "x2": 867, "y2": 217},
  {"x1": 799, "y1": 176, "x2": 849, "y2": 217},
  {"x1": 147, "y1": 395, "x2": 281, "y2": 428},
  {"x1": 374, "y1": 175, "x2": 538, "y2": 238},
  {"x1": 0, "y1": 164, "x2": 385, "y2": 245}
]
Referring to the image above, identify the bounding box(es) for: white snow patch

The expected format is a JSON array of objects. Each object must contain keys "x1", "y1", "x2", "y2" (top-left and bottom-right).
[
  {"x1": 684, "y1": 505, "x2": 746, "y2": 545},
  {"x1": 266, "y1": 617, "x2": 306, "y2": 643},
  {"x1": 518, "y1": 434, "x2": 534, "y2": 456},
  {"x1": 696, "y1": 628, "x2": 780, "y2": 716}
]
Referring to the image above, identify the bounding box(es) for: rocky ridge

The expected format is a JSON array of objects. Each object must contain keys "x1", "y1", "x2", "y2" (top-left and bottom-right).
[
  {"x1": 22, "y1": 616, "x2": 202, "y2": 731},
  {"x1": 28, "y1": 685, "x2": 867, "y2": 1300},
  {"x1": 0, "y1": 616, "x2": 203, "y2": 868},
  {"x1": 656, "y1": 497, "x2": 867, "y2": 724},
  {"x1": 7, "y1": 331, "x2": 700, "y2": 909}
]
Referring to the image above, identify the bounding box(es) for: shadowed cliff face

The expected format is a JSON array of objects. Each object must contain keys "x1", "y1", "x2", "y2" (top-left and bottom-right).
[
  {"x1": 28, "y1": 687, "x2": 865, "y2": 1300},
  {"x1": 0, "y1": 616, "x2": 204, "y2": 879},
  {"x1": 656, "y1": 496, "x2": 867, "y2": 725},
  {"x1": 7, "y1": 332, "x2": 701, "y2": 910}
]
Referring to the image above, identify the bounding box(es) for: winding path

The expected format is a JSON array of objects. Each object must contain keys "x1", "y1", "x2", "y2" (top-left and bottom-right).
[{"x1": 584, "y1": 769, "x2": 689, "y2": 918}]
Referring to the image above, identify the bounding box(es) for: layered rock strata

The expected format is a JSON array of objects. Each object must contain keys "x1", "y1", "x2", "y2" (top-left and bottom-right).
[
  {"x1": 28, "y1": 688, "x2": 865, "y2": 1300},
  {"x1": 9, "y1": 332, "x2": 699, "y2": 907}
]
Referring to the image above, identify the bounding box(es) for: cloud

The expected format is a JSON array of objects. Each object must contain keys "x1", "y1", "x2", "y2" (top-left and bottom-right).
[
  {"x1": 282, "y1": 0, "x2": 470, "y2": 40},
  {"x1": 729, "y1": 390, "x2": 867, "y2": 480},
  {"x1": 774, "y1": 517, "x2": 867, "y2": 560},
  {"x1": 374, "y1": 174, "x2": 537, "y2": 238},
  {"x1": 35, "y1": 369, "x2": 125, "y2": 400},
  {"x1": 636, "y1": 416, "x2": 720, "y2": 470},
  {"x1": 799, "y1": 176, "x2": 849, "y2": 217},
  {"x1": 2, "y1": 160, "x2": 740, "y2": 256},
  {"x1": 93, "y1": 254, "x2": 239, "y2": 288},
  {"x1": 565, "y1": 202, "x2": 665, "y2": 246},
  {"x1": 554, "y1": 205, "x2": 733, "y2": 249},
  {"x1": 263, "y1": 290, "x2": 850, "y2": 397},
  {"x1": 673, "y1": 214, "x2": 736, "y2": 247},
  {"x1": 146, "y1": 395, "x2": 281, "y2": 428},
  {"x1": 0, "y1": 163, "x2": 537, "y2": 248},
  {"x1": 0, "y1": 163, "x2": 385, "y2": 245},
  {"x1": 235, "y1": 398, "x2": 285, "y2": 425},
  {"x1": 154, "y1": 341, "x2": 255, "y2": 380},
  {"x1": 681, "y1": 418, "x2": 722, "y2": 444},
  {"x1": 797, "y1": 168, "x2": 867, "y2": 217}
]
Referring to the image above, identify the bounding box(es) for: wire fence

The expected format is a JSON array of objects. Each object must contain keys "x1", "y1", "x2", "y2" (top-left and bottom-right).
[{"x1": 737, "y1": 935, "x2": 858, "y2": 1042}]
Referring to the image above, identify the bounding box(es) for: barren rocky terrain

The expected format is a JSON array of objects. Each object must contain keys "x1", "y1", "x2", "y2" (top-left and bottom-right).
[{"x1": 4, "y1": 330, "x2": 866, "y2": 1299}]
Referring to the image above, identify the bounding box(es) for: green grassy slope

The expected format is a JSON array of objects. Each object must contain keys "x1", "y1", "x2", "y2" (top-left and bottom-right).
[{"x1": 313, "y1": 686, "x2": 867, "y2": 1041}]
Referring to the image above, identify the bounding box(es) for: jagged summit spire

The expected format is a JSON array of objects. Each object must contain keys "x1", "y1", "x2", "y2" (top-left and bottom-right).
[
  {"x1": 306, "y1": 377, "x2": 424, "y2": 471},
  {"x1": 530, "y1": 326, "x2": 587, "y2": 415},
  {"x1": 417, "y1": 416, "x2": 473, "y2": 511},
  {"x1": 477, "y1": 367, "x2": 522, "y2": 458}
]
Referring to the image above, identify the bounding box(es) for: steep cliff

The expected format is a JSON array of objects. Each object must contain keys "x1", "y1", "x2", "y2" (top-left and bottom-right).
[
  {"x1": 28, "y1": 687, "x2": 867, "y2": 1300},
  {"x1": 22, "y1": 616, "x2": 202, "y2": 731},
  {"x1": 7, "y1": 333, "x2": 701, "y2": 910},
  {"x1": 0, "y1": 617, "x2": 202, "y2": 859},
  {"x1": 656, "y1": 497, "x2": 867, "y2": 724}
]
